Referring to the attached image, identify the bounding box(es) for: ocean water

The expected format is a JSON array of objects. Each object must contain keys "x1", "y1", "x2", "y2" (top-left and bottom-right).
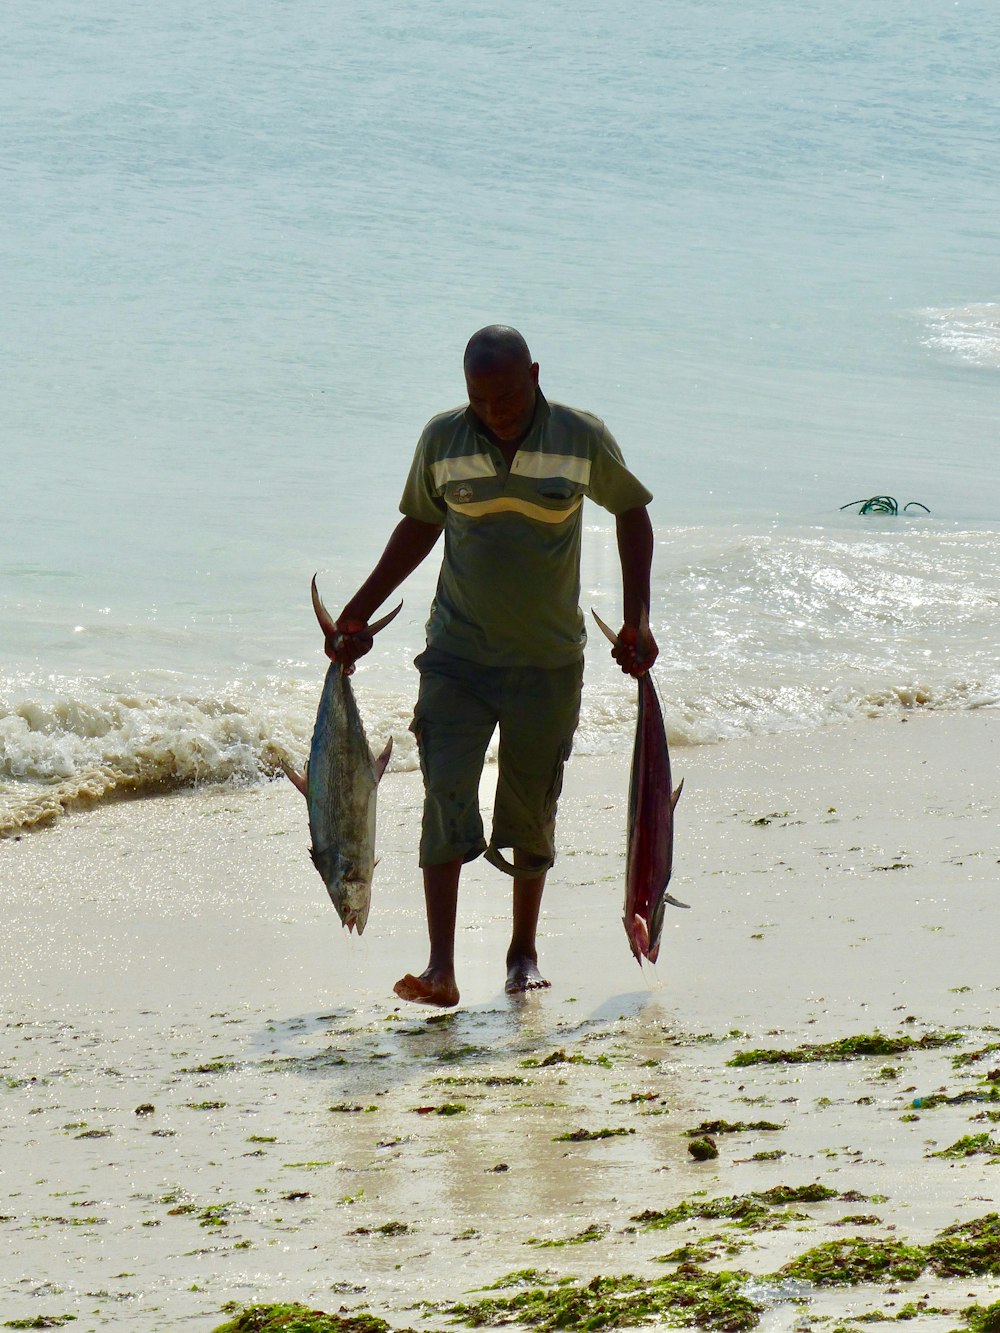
[{"x1": 3, "y1": 0, "x2": 999, "y2": 831}]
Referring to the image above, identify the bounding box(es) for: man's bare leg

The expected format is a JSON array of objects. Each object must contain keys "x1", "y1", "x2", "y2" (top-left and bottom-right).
[
  {"x1": 506, "y1": 852, "x2": 550, "y2": 994},
  {"x1": 393, "y1": 858, "x2": 461, "y2": 1007}
]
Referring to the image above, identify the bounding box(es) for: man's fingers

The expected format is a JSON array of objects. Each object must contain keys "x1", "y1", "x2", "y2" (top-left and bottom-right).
[
  {"x1": 611, "y1": 623, "x2": 659, "y2": 677},
  {"x1": 324, "y1": 626, "x2": 374, "y2": 667}
]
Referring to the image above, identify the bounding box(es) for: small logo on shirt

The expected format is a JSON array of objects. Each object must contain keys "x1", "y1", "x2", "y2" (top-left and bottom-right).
[{"x1": 454, "y1": 484, "x2": 474, "y2": 503}]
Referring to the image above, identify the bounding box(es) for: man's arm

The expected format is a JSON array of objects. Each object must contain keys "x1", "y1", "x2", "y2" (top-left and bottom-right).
[
  {"x1": 613, "y1": 504, "x2": 658, "y2": 676},
  {"x1": 326, "y1": 515, "x2": 443, "y2": 668}
]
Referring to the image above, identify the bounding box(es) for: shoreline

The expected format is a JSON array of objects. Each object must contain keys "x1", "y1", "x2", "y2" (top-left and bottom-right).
[{"x1": 1, "y1": 710, "x2": 998, "y2": 1330}]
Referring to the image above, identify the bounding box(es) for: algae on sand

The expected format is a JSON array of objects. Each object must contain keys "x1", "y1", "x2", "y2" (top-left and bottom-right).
[
  {"x1": 210, "y1": 1305, "x2": 417, "y2": 1333},
  {"x1": 439, "y1": 1268, "x2": 763, "y2": 1332},
  {"x1": 213, "y1": 1213, "x2": 1000, "y2": 1333},
  {"x1": 727, "y1": 1031, "x2": 963, "y2": 1067}
]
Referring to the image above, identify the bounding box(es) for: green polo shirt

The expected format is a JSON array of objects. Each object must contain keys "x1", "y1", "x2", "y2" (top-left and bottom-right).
[{"x1": 399, "y1": 393, "x2": 653, "y2": 668}]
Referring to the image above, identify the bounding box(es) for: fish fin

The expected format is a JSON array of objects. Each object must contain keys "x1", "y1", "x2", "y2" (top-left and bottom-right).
[
  {"x1": 662, "y1": 892, "x2": 691, "y2": 910},
  {"x1": 374, "y1": 736, "x2": 393, "y2": 781},
  {"x1": 671, "y1": 777, "x2": 684, "y2": 810},
  {"x1": 278, "y1": 757, "x2": 309, "y2": 799},
  {"x1": 368, "y1": 601, "x2": 403, "y2": 636},
  {"x1": 590, "y1": 608, "x2": 621, "y2": 648}
]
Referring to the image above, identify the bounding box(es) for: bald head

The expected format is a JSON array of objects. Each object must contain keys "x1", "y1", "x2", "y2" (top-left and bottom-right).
[
  {"x1": 463, "y1": 326, "x2": 540, "y2": 445},
  {"x1": 463, "y1": 325, "x2": 533, "y2": 377}
]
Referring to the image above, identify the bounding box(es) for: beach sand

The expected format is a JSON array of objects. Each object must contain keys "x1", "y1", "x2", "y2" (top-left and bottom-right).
[{"x1": 1, "y1": 710, "x2": 998, "y2": 1331}]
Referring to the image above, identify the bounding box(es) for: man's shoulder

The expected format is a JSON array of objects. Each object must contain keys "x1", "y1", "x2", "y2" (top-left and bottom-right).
[
  {"x1": 544, "y1": 399, "x2": 609, "y2": 449},
  {"x1": 418, "y1": 404, "x2": 471, "y2": 451}
]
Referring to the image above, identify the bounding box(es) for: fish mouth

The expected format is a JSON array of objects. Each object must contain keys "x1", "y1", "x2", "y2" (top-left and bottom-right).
[{"x1": 341, "y1": 882, "x2": 371, "y2": 936}]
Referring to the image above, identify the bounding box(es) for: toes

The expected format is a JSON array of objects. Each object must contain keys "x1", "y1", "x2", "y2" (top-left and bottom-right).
[{"x1": 393, "y1": 974, "x2": 459, "y2": 1007}]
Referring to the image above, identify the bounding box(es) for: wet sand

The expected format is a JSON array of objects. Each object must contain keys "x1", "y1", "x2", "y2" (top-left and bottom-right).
[{"x1": 1, "y1": 710, "x2": 998, "y2": 1330}]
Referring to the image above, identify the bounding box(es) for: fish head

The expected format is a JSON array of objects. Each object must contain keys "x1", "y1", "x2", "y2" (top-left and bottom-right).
[
  {"x1": 310, "y1": 846, "x2": 372, "y2": 936},
  {"x1": 339, "y1": 882, "x2": 372, "y2": 936},
  {"x1": 624, "y1": 912, "x2": 651, "y2": 964}
]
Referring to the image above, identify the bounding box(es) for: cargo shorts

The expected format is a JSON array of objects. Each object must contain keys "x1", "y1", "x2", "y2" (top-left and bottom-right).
[{"x1": 409, "y1": 647, "x2": 584, "y2": 878}]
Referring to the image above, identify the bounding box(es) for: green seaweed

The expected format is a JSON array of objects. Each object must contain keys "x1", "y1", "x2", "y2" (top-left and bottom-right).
[
  {"x1": 210, "y1": 1306, "x2": 413, "y2": 1332},
  {"x1": 688, "y1": 1138, "x2": 719, "y2": 1161},
  {"x1": 175, "y1": 1211, "x2": 1000, "y2": 1333},
  {"x1": 476, "y1": 1269, "x2": 562, "y2": 1291},
  {"x1": 685, "y1": 1121, "x2": 784, "y2": 1136},
  {"x1": 528, "y1": 1223, "x2": 610, "y2": 1247},
  {"x1": 778, "y1": 1212, "x2": 1000, "y2": 1287},
  {"x1": 554, "y1": 1127, "x2": 635, "y2": 1142},
  {"x1": 521, "y1": 1049, "x2": 613, "y2": 1069},
  {"x1": 658, "y1": 1241, "x2": 723, "y2": 1264},
  {"x1": 431, "y1": 1076, "x2": 528, "y2": 1087},
  {"x1": 780, "y1": 1236, "x2": 927, "y2": 1285},
  {"x1": 911, "y1": 1088, "x2": 1000, "y2": 1110},
  {"x1": 349, "y1": 1221, "x2": 410, "y2": 1237},
  {"x1": 931, "y1": 1134, "x2": 1000, "y2": 1159},
  {"x1": 959, "y1": 1299, "x2": 1000, "y2": 1332},
  {"x1": 925, "y1": 1214, "x2": 1000, "y2": 1277},
  {"x1": 440, "y1": 1267, "x2": 762, "y2": 1331},
  {"x1": 4, "y1": 1319, "x2": 77, "y2": 1329},
  {"x1": 632, "y1": 1184, "x2": 838, "y2": 1231},
  {"x1": 728, "y1": 1032, "x2": 962, "y2": 1067},
  {"x1": 952, "y1": 1043, "x2": 1000, "y2": 1068}
]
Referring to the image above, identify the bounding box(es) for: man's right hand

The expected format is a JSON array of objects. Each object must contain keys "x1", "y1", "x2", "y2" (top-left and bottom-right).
[{"x1": 324, "y1": 617, "x2": 374, "y2": 675}]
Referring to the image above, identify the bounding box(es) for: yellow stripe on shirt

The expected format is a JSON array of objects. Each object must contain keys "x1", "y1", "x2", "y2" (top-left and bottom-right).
[
  {"x1": 444, "y1": 494, "x2": 584, "y2": 524},
  {"x1": 430, "y1": 453, "x2": 497, "y2": 487},
  {"x1": 510, "y1": 452, "x2": 592, "y2": 485}
]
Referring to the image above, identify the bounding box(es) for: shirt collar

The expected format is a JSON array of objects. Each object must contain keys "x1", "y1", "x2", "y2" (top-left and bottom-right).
[{"x1": 464, "y1": 389, "x2": 551, "y2": 444}]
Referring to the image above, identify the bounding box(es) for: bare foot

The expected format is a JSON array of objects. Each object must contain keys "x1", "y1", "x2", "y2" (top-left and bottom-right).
[
  {"x1": 505, "y1": 953, "x2": 550, "y2": 995},
  {"x1": 393, "y1": 970, "x2": 460, "y2": 1008}
]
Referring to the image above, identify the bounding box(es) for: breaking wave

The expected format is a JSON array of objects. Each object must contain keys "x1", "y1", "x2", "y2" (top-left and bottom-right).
[
  {"x1": 922, "y1": 303, "x2": 1000, "y2": 368},
  {"x1": 0, "y1": 678, "x2": 413, "y2": 837},
  {"x1": 5, "y1": 522, "x2": 1000, "y2": 834},
  {"x1": 3, "y1": 668, "x2": 997, "y2": 837}
]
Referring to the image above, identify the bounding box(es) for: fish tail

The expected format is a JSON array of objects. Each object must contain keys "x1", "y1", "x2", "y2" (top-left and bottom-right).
[
  {"x1": 590, "y1": 607, "x2": 621, "y2": 647},
  {"x1": 311, "y1": 575, "x2": 403, "y2": 644},
  {"x1": 311, "y1": 576, "x2": 338, "y2": 639}
]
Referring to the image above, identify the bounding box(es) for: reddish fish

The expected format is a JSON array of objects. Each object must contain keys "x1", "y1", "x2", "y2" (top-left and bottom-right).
[{"x1": 592, "y1": 610, "x2": 687, "y2": 963}]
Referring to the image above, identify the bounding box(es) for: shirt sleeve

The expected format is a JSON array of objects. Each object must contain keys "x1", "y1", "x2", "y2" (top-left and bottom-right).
[
  {"x1": 586, "y1": 423, "x2": 653, "y2": 515},
  {"x1": 398, "y1": 428, "x2": 448, "y2": 525}
]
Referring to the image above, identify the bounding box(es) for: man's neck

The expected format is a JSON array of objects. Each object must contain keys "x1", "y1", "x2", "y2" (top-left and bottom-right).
[{"x1": 481, "y1": 395, "x2": 538, "y2": 463}]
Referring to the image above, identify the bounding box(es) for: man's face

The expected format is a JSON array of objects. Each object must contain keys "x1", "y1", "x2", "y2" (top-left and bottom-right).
[{"x1": 465, "y1": 359, "x2": 540, "y2": 445}]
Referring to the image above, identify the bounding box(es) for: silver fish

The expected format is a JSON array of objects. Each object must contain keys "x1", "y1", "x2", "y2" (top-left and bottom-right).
[
  {"x1": 591, "y1": 609, "x2": 688, "y2": 963},
  {"x1": 282, "y1": 579, "x2": 401, "y2": 935}
]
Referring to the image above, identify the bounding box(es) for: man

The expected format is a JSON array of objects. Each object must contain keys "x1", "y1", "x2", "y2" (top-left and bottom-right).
[{"x1": 326, "y1": 326, "x2": 656, "y2": 1007}]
